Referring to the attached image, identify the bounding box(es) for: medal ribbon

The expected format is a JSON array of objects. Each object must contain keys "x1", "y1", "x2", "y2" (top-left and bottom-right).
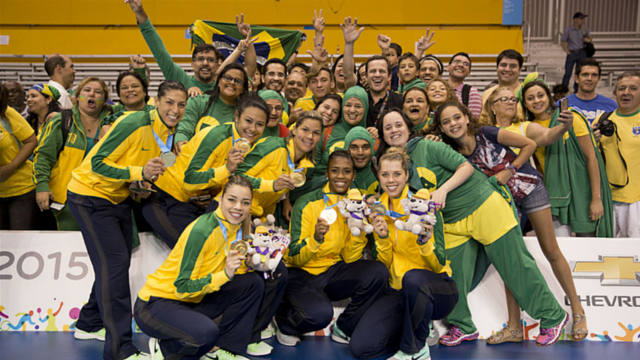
[
  {"x1": 286, "y1": 147, "x2": 305, "y2": 174},
  {"x1": 151, "y1": 128, "x2": 173, "y2": 155},
  {"x1": 382, "y1": 189, "x2": 413, "y2": 219},
  {"x1": 215, "y1": 213, "x2": 243, "y2": 252},
  {"x1": 323, "y1": 193, "x2": 342, "y2": 210}
]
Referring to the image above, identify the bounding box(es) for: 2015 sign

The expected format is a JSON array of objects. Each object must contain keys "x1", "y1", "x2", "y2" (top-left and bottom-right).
[{"x1": 0, "y1": 251, "x2": 89, "y2": 281}]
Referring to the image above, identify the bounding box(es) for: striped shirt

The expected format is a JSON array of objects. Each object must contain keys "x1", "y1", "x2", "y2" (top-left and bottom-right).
[{"x1": 453, "y1": 83, "x2": 483, "y2": 119}]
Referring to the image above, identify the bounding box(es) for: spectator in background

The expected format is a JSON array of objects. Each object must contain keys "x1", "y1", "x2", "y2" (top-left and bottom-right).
[
  {"x1": 261, "y1": 58, "x2": 288, "y2": 94},
  {"x1": 0, "y1": 83, "x2": 38, "y2": 230},
  {"x1": 561, "y1": 12, "x2": 592, "y2": 93},
  {"x1": 561, "y1": 59, "x2": 617, "y2": 125},
  {"x1": 284, "y1": 71, "x2": 307, "y2": 111},
  {"x1": 365, "y1": 56, "x2": 403, "y2": 129},
  {"x1": 332, "y1": 55, "x2": 348, "y2": 94},
  {"x1": 479, "y1": 49, "x2": 524, "y2": 124},
  {"x1": 552, "y1": 84, "x2": 569, "y2": 102},
  {"x1": 44, "y1": 54, "x2": 75, "y2": 109},
  {"x1": 594, "y1": 72, "x2": 640, "y2": 237},
  {"x1": 397, "y1": 53, "x2": 425, "y2": 94},
  {"x1": 32, "y1": 77, "x2": 113, "y2": 231},
  {"x1": 447, "y1": 52, "x2": 483, "y2": 119},
  {"x1": 5, "y1": 80, "x2": 28, "y2": 117},
  {"x1": 112, "y1": 71, "x2": 152, "y2": 114},
  {"x1": 26, "y1": 84, "x2": 62, "y2": 137},
  {"x1": 357, "y1": 63, "x2": 369, "y2": 92},
  {"x1": 418, "y1": 55, "x2": 443, "y2": 84},
  {"x1": 295, "y1": 65, "x2": 334, "y2": 112},
  {"x1": 377, "y1": 35, "x2": 401, "y2": 91}
]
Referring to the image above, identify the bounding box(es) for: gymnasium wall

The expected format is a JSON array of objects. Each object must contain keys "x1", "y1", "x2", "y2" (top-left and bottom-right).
[{"x1": 0, "y1": 0, "x2": 524, "y2": 60}]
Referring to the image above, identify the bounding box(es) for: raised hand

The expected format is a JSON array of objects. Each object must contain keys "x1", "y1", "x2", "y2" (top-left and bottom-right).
[
  {"x1": 125, "y1": 0, "x2": 148, "y2": 23},
  {"x1": 237, "y1": 28, "x2": 256, "y2": 52},
  {"x1": 236, "y1": 13, "x2": 251, "y2": 38},
  {"x1": 313, "y1": 9, "x2": 325, "y2": 33},
  {"x1": 340, "y1": 16, "x2": 365, "y2": 44},
  {"x1": 377, "y1": 34, "x2": 391, "y2": 50},
  {"x1": 416, "y1": 28, "x2": 436, "y2": 54},
  {"x1": 307, "y1": 35, "x2": 329, "y2": 64},
  {"x1": 130, "y1": 55, "x2": 146, "y2": 69}
]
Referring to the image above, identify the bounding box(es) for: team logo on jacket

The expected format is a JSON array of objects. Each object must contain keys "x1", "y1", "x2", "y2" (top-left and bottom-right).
[{"x1": 632, "y1": 126, "x2": 640, "y2": 136}]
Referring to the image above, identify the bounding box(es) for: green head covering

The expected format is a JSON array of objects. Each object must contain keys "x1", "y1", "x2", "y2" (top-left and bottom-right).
[
  {"x1": 258, "y1": 90, "x2": 286, "y2": 139},
  {"x1": 344, "y1": 126, "x2": 374, "y2": 150}
]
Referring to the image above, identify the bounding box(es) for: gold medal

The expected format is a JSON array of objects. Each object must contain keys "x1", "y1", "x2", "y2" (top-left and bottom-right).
[
  {"x1": 230, "y1": 240, "x2": 249, "y2": 256},
  {"x1": 320, "y1": 208, "x2": 338, "y2": 225},
  {"x1": 291, "y1": 171, "x2": 306, "y2": 187},
  {"x1": 160, "y1": 152, "x2": 176, "y2": 168},
  {"x1": 370, "y1": 203, "x2": 387, "y2": 217},
  {"x1": 234, "y1": 138, "x2": 251, "y2": 154}
]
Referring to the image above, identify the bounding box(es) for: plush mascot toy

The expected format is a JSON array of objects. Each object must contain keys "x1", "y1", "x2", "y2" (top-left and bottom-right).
[
  {"x1": 338, "y1": 189, "x2": 374, "y2": 236},
  {"x1": 248, "y1": 226, "x2": 278, "y2": 271},
  {"x1": 394, "y1": 189, "x2": 438, "y2": 235}
]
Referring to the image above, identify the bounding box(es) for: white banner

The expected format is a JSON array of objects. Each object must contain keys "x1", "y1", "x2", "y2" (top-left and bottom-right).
[{"x1": 1, "y1": 232, "x2": 639, "y2": 342}]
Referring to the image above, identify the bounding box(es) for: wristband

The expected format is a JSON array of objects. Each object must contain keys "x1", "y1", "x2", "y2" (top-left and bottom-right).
[{"x1": 506, "y1": 164, "x2": 517, "y2": 177}]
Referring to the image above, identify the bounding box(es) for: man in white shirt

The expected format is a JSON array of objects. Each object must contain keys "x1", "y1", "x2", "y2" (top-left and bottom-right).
[{"x1": 45, "y1": 54, "x2": 76, "y2": 109}]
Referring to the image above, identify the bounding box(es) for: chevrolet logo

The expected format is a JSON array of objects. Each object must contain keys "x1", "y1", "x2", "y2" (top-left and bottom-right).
[{"x1": 572, "y1": 256, "x2": 640, "y2": 286}]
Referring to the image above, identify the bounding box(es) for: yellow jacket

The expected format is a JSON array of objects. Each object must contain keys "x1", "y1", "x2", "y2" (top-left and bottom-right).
[
  {"x1": 286, "y1": 184, "x2": 368, "y2": 275},
  {"x1": 68, "y1": 109, "x2": 174, "y2": 204},
  {"x1": 374, "y1": 185, "x2": 451, "y2": 289}
]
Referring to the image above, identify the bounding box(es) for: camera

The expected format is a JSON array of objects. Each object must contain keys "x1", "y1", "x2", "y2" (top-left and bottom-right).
[{"x1": 594, "y1": 118, "x2": 615, "y2": 137}]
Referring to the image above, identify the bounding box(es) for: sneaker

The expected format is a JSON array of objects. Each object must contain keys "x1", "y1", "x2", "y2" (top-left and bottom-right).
[
  {"x1": 274, "y1": 321, "x2": 301, "y2": 347},
  {"x1": 216, "y1": 349, "x2": 249, "y2": 360},
  {"x1": 330, "y1": 323, "x2": 350, "y2": 344},
  {"x1": 387, "y1": 344, "x2": 431, "y2": 360},
  {"x1": 261, "y1": 322, "x2": 274, "y2": 340},
  {"x1": 426, "y1": 321, "x2": 439, "y2": 346},
  {"x1": 124, "y1": 350, "x2": 151, "y2": 360},
  {"x1": 74, "y1": 327, "x2": 106, "y2": 341},
  {"x1": 439, "y1": 325, "x2": 479, "y2": 346},
  {"x1": 536, "y1": 312, "x2": 569, "y2": 347},
  {"x1": 148, "y1": 338, "x2": 164, "y2": 360},
  {"x1": 247, "y1": 341, "x2": 273, "y2": 356},
  {"x1": 199, "y1": 349, "x2": 217, "y2": 360}
]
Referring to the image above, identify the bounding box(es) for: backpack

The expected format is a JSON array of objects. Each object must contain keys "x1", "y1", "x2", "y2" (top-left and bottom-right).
[
  {"x1": 461, "y1": 84, "x2": 471, "y2": 106},
  {"x1": 58, "y1": 109, "x2": 74, "y2": 156}
]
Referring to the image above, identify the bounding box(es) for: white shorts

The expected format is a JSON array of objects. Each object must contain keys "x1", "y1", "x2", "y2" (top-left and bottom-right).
[{"x1": 613, "y1": 201, "x2": 640, "y2": 238}]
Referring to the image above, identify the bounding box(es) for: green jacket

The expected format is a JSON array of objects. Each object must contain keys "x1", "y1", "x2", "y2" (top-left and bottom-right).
[
  {"x1": 32, "y1": 106, "x2": 111, "y2": 204},
  {"x1": 175, "y1": 94, "x2": 236, "y2": 144},
  {"x1": 139, "y1": 18, "x2": 216, "y2": 93},
  {"x1": 544, "y1": 109, "x2": 614, "y2": 236},
  {"x1": 105, "y1": 104, "x2": 155, "y2": 124}
]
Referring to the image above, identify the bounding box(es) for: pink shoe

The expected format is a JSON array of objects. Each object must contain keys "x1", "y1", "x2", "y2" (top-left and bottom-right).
[
  {"x1": 536, "y1": 312, "x2": 569, "y2": 347},
  {"x1": 439, "y1": 324, "x2": 479, "y2": 346}
]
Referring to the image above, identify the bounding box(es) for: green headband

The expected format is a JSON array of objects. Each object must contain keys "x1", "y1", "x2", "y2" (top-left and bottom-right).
[{"x1": 517, "y1": 72, "x2": 551, "y2": 103}]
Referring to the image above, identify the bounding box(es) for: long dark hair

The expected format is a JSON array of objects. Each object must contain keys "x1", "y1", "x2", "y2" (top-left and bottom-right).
[
  {"x1": 235, "y1": 95, "x2": 270, "y2": 122},
  {"x1": 521, "y1": 80, "x2": 555, "y2": 121},
  {"x1": 314, "y1": 94, "x2": 343, "y2": 122},
  {"x1": 376, "y1": 108, "x2": 418, "y2": 158},
  {"x1": 26, "y1": 94, "x2": 61, "y2": 136},
  {"x1": 425, "y1": 101, "x2": 481, "y2": 150},
  {"x1": 205, "y1": 63, "x2": 249, "y2": 114}
]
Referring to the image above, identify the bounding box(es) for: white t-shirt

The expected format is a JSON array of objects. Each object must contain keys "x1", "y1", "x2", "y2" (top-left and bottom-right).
[{"x1": 47, "y1": 80, "x2": 73, "y2": 110}]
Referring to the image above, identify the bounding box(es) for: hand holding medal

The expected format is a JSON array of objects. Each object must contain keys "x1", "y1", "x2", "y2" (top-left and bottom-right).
[
  {"x1": 143, "y1": 157, "x2": 166, "y2": 181},
  {"x1": 233, "y1": 137, "x2": 252, "y2": 154},
  {"x1": 290, "y1": 171, "x2": 306, "y2": 187},
  {"x1": 224, "y1": 250, "x2": 246, "y2": 279}
]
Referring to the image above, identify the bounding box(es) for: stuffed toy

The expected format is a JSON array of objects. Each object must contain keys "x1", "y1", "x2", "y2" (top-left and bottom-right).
[
  {"x1": 338, "y1": 189, "x2": 373, "y2": 236},
  {"x1": 394, "y1": 189, "x2": 438, "y2": 235},
  {"x1": 247, "y1": 226, "x2": 278, "y2": 271}
]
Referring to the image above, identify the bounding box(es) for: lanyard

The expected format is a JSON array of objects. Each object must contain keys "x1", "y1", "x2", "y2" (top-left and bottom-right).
[
  {"x1": 323, "y1": 193, "x2": 343, "y2": 210},
  {"x1": 286, "y1": 147, "x2": 305, "y2": 174},
  {"x1": 374, "y1": 90, "x2": 390, "y2": 127},
  {"x1": 383, "y1": 189, "x2": 413, "y2": 219},
  {"x1": 152, "y1": 128, "x2": 173, "y2": 154},
  {"x1": 216, "y1": 213, "x2": 243, "y2": 248}
]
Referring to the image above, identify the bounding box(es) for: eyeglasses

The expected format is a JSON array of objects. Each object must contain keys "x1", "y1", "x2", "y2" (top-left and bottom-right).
[
  {"x1": 221, "y1": 75, "x2": 244, "y2": 87},
  {"x1": 269, "y1": 105, "x2": 283, "y2": 113},
  {"x1": 493, "y1": 96, "x2": 518, "y2": 104},
  {"x1": 452, "y1": 60, "x2": 470, "y2": 68}
]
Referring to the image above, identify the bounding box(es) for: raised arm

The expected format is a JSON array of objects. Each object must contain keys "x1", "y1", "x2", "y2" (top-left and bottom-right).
[
  {"x1": 524, "y1": 110, "x2": 573, "y2": 147},
  {"x1": 341, "y1": 16, "x2": 365, "y2": 90},
  {"x1": 235, "y1": 14, "x2": 257, "y2": 80},
  {"x1": 377, "y1": 34, "x2": 391, "y2": 57},
  {"x1": 414, "y1": 29, "x2": 436, "y2": 58},
  {"x1": 286, "y1": 31, "x2": 306, "y2": 68}
]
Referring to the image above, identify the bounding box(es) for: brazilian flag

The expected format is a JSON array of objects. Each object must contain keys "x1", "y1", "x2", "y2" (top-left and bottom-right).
[{"x1": 190, "y1": 20, "x2": 302, "y2": 65}]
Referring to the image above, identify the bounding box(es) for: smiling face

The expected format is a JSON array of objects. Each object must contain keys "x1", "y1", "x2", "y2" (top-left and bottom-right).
[
  {"x1": 235, "y1": 106, "x2": 267, "y2": 143},
  {"x1": 309, "y1": 69, "x2": 332, "y2": 99},
  {"x1": 447, "y1": 55, "x2": 471, "y2": 81},
  {"x1": 119, "y1": 75, "x2": 146, "y2": 110},
  {"x1": 334, "y1": 58, "x2": 345, "y2": 88},
  {"x1": 615, "y1": 76, "x2": 640, "y2": 114},
  {"x1": 576, "y1": 65, "x2": 600, "y2": 94},
  {"x1": 155, "y1": 89, "x2": 187, "y2": 128},
  {"x1": 439, "y1": 105, "x2": 470, "y2": 141},
  {"x1": 327, "y1": 156, "x2": 355, "y2": 194},
  {"x1": 491, "y1": 89, "x2": 518, "y2": 120},
  {"x1": 292, "y1": 117, "x2": 323, "y2": 155},
  {"x1": 367, "y1": 59, "x2": 390, "y2": 94},
  {"x1": 358, "y1": 65, "x2": 369, "y2": 91},
  {"x1": 497, "y1": 58, "x2": 521, "y2": 85},
  {"x1": 348, "y1": 139, "x2": 372, "y2": 170},
  {"x1": 383, "y1": 112, "x2": 410, "y2": 148},
  {"x1": 403, "y1": 89, "x2": 429, "y2": 125},
  {"x1": 191, "y1": 50, "x2": 216, "y2": 83},
  {"x1": 220, "y1": 184, "x2": 252, "y2": 225},
  {"x1": 284, "y1": 72, "x2": 307, "y2": 104},
  {"x1": 262, "y1": 63, "x2": 286, "y2": 93},
  {"x1": 427, "y1": 80, "x2": 448, "y2": 108},
  {"x1": 26, "y1": 89, "x2": 48, "y2": 115},
  {"x1": 265, "y1": 99, "x2": 283, "y2": 128},
  {"x1": 399, "y1": 58, "x2": 418, "y2": 84},
  {"x1": 317, "y1": 98, "x2": 341, "y2": 127},
  {"x1": 523, "y1": 85, "x2": 551, "y2": 118},
  {"x1": 419, "y1": 60, "x2": 439, "y2": 83},
  {"x1": 343, "y1": 97, "x2": 365, "y2": 126},
  {"x1": 379, "y1": 159, "x2": 408, "y2": 198},
  {"x1": 77, "y1": 81, "x2": 106, "y2": 116},
  {"x1": 219, "y1": 69, "x2": 245, "y2": 101}
]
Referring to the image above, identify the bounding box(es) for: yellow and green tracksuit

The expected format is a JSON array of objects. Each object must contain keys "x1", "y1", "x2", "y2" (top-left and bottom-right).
[
  {"x1": 373, "y1": 185, "x2": 451, "y2": 290},
  {"x1": 286, "y1": 184, "x2": 369, "y2": 275},
  {"x1": 155, "y1": 122, "x2": 242, "y2": 202},
  {"x1": 293, "y1": 95, "x2": 316, "y2": 112},
  {"x1": 67, "y1": 109, "x2": 175, "y2": 204},
  {"x1": 138, "y1": 209, "x2": 249, "y2": 303},
  {"x1": 236, "y1": 138, "x2": 314, "y2": 218},
  {"x1": 175, "y1": 94, "x2": 235, "y2": 144}
]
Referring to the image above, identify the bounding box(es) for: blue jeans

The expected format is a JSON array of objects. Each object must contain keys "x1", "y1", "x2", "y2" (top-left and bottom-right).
[{"x1": 563, "y1": 49, "x2": 586, "y2": 93}]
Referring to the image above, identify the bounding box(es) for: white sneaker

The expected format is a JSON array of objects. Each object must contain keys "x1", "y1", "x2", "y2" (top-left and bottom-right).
[
  {"x1": 261, "y1": 322, "x2": 274, "y2": 340},
  {"x1": 274, "y1": 321, "x2": 301, "y2": 347},
  {"x1": 148, "y1": 338, "x2": 164, "y2": 360},
  {"x1": 74, "y1": 327, "x2": 106, "y2": 341},
  {"x1": 247, "y1": 341, "x2": 273, "y2": 356}
]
